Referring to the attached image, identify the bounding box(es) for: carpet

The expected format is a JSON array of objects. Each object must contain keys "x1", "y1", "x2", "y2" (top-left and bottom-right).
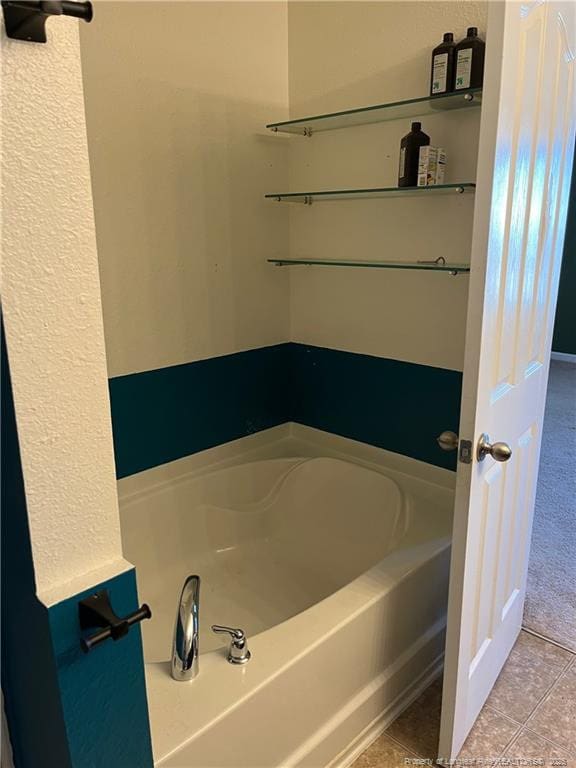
[{"x1": 524, "y1": 360, "x2": 576, "y2": 651}]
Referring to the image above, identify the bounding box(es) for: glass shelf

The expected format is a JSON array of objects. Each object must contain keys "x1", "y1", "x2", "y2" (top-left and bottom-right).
[
  {"x1": 268, "y1": 257, "x2": 470, "y2": 275},
  {"x1": 266, "y1": 89, "x2": 482, "y2": 135},
  {"x1": 265, "y1": 182, "x2": 475, "y2": 203}
]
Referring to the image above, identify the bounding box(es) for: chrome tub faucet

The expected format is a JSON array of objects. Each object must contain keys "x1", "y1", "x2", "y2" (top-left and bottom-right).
[{"x1": 171, "y1": 574, "x2": 200, "y2": 681}]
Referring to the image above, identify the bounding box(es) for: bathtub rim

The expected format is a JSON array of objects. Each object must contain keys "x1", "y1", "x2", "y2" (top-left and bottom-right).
[{"x1": 118, "y1": 423, "x2": 456, "y2": 509}]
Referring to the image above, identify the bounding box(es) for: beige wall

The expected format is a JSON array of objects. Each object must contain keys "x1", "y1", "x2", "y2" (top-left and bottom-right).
[
  {"x1": 1, "y1": 20, "x2": 126, "y2": 599},
  {"x1": 82, "y1": 1, "x2": 487, "y2": 379},
  {"x1": 80, "y1": 1, "x2": 290, "y2": 378},
  {"x1": 286, "y1": 1, "x2": 487, "y2": 371}
]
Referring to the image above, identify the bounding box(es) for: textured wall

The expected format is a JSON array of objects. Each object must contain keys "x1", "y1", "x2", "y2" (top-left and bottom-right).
[
  {"x1": 80, "y1": 1, "x2": 290, "y2": 378},
  {"x1": 1, "y1": 323, "x2": 73, "y2": 768},
  {"x1": 286, "y1": 1, "x2": 488, "y2": 371},
  {"x1": 1, "y1": 20, "x2": 124, "y2": 598}
]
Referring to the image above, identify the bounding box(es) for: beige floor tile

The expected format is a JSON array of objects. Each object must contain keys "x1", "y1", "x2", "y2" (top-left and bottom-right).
[
  {"x1": 514, "y1": 632, "x2": 574, "y2": 672},
  {"x1": 503, "y1": 728, "x2": 575, "y2": 768},
  {"x1": 351, "y1": 733, "x2": 420, "y2": 768},
  {"x1": 527, "y1": 661, "x2": 576, "y2": 753},
  {"x1": 385, "y1": 677, "x2": 442, "y2": 759},
  {"x1": 454, "y1": 705, "x2": 520, "y2": 765},
  {"x1": 356, "y1": 638, "x2": 574, "y2": 768},
  {"x1": 486, "y1": 641, "x2": 563, "y2": 722}
]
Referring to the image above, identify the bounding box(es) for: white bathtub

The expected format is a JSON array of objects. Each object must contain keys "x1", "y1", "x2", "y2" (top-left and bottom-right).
[{"x1": 119, "y1": 426, "x2": 454, "y2": 768}]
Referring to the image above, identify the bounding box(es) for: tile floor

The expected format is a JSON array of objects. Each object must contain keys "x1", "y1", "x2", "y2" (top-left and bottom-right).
[{"x1": 352, "y1": 630, "x2": 575, "y2": 768}]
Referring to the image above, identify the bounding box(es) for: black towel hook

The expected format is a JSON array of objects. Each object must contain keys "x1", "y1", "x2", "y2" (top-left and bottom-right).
[
  {"x1": 78, "y1": 589, "x2": 151, "y2": 654},
  {"x1": 2, "y1": 1, "x2": 93, "y2": 43}
]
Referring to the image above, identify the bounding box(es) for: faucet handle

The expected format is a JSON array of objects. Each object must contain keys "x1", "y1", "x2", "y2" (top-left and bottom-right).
[{"x1": 211, "y1": 625, "x2": 251, "y2": 665}]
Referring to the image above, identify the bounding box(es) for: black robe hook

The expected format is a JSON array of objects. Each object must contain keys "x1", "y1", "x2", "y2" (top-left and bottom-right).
[
  {"x1": 78, "y1": 590, "x2": 151, "y2": 653},
  {"x1": 2, "y1": 1, "x2": 93, "y2": 43}
]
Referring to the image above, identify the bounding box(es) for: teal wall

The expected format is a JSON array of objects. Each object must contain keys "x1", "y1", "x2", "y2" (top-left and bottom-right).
[
  {"x1": 49, "y1": 571, "x2": 153, "y2": 768},
  {"x1": 552, "y1": 149, "x2": 576, "y2": 355},
  {"x1": 289, "y1": 345, "x2": 462, "y2": 470},
  {"x1": 109, "y1": 345, "x2": 291, "y2": 478},
  {"x1": 109, "y1": 343, "x2": 462, "y2": 477}
]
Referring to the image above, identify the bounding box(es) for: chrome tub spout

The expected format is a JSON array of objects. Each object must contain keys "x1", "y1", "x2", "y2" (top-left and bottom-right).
[{"x1": 171, "y1": 575, "x2": 200, "y2": 681}]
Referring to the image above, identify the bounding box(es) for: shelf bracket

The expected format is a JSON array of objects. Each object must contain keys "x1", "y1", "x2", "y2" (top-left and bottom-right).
[{"x1": 273, "y1": 195, "x2": 313, "y2": 204}]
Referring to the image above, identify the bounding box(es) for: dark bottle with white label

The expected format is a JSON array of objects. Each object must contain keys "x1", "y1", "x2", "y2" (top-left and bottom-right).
[
  {"x1": 454, "y1": 27, "x2": 485, "y2": 90},
  {"x1": 398, "y1": 122, "x2": 430, "y2": 188},
  {"x1": 430, "y1": 32, "x2": 455, "y2": 96}
]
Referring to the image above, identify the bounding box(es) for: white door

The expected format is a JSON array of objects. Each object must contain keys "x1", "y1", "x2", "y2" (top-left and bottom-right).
[{"x1": 438, "y1": 0, "x2": 576, "y2": 760}]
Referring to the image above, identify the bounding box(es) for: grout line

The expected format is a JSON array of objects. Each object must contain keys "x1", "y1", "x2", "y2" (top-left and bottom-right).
[
  {"x1": 482, "y1": 703, "x2": 527, "y2": 734},
  {"x1": 483, "y1": 704, "x2": 523, "y2": 727},
  {"x1": 468, "y1": 707, "x2": 525, "y2": 764},
  {"x1": 381, "y1": 648, "x2": 574, "y2": 765},
  {"x1": 521, "y1": 626, "x2": 576, "y2": 656},
  {"x1": 483, "y1": 655, "x2": 576, "y2": 757},
  {"x1": 497, "y1": 721, "x2": 524, "y2": 762},
  {"x1": 519, "y1": 725, "x2": 572, "y2": 755},
  {"x1": 437, "y1": 706, "x2": 521, "y2": 767},
  {"x1": 383, "y1": 732, "x2": 423, "y2": 759},
  {"x1": 484, "y1": 661, "x2": 562, "y2": 727},
  {"x1": 385, "y1": 728, "x2": 435, "y2": 760},
  {"x1": 524, "y1": 677, "x2": 561, "y2": 731},
  {"x1": 502, "y1": 727, "x2": 526, "y2": 758},
  {"x1": 525, "y1": 655, "x2": 576, "y2": 737}
]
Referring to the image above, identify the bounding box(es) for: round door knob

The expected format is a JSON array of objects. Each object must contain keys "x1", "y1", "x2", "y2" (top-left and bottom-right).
[
  {"x1": 437, "y1": 431, "x2": 459, "y2": 451},
  {"x1": 477, "y1": 433, "x2": 512, "y2": 463}
]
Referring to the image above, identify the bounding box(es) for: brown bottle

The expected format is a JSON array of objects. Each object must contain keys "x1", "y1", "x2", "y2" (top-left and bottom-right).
[
  {"x1": 454, "y1": 27, "x2": 485, "y2": 90},
  {"x1": 430, "y1": 32, "x2": 456, "y2": 96},
  {"x1": 398, "y1": 122, "x2": 430, "y2": 187}
]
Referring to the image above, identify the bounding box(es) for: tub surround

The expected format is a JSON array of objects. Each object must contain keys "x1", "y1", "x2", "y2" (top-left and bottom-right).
[{"x1": 109, "y1": 343, "x2": 462, "y2": 478}]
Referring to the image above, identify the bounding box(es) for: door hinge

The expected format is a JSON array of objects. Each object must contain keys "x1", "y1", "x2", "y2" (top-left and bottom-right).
[{"x1": 459, "y1": 439, "x2": 473, "y2": 464}]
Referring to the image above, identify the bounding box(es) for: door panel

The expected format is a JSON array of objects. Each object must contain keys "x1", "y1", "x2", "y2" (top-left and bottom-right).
[{"x1": 439, "y1": 0, "x2": 575, "y2": 759}]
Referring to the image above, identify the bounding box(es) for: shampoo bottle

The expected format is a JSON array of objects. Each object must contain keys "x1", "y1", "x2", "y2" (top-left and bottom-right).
[
  {"x1": 454, "y1": 27, "x2": 485, "y2": 90},
  {"x1": 430, "y1": 33, "x2": 455, "y2": 96},
  {"x1": 398, "y1": 122, "x2": 430, "y2": 187}
]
